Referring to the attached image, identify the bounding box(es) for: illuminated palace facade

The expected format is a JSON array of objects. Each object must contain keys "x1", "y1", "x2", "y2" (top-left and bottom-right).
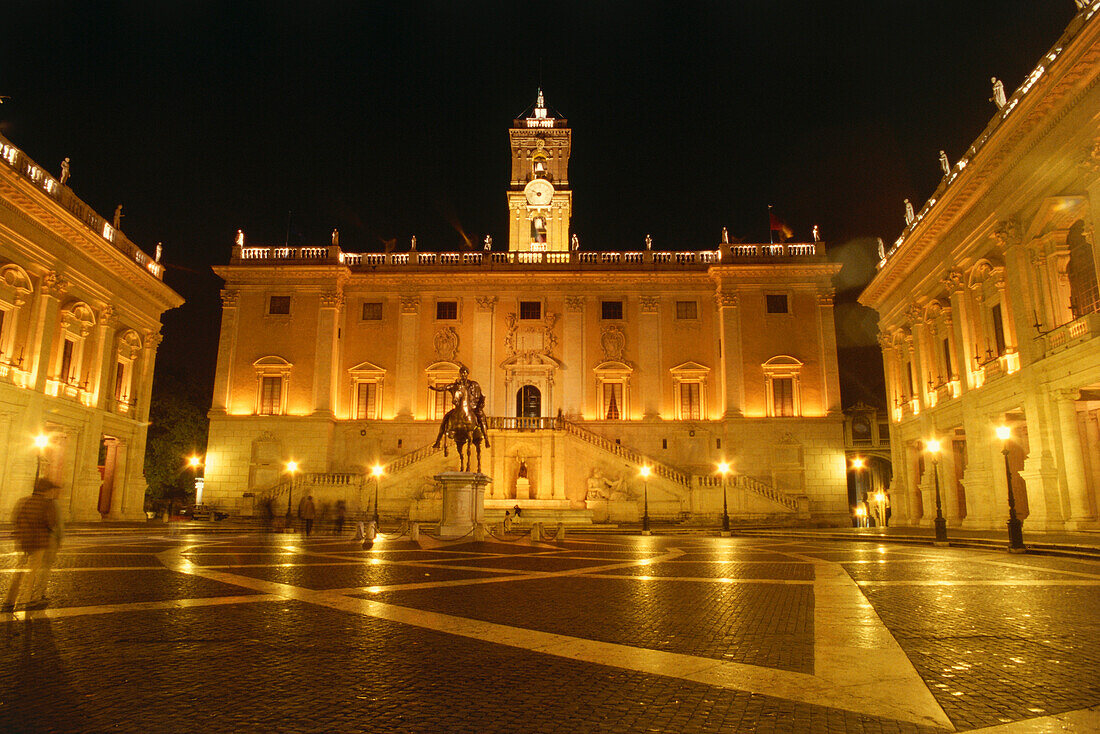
[
  {"x1": 0, "y1": 134, "x2": 182, "y2": 521},
  {"x1": 205, "y1": 93, "x2": 847, "y2": 524},
  {"x1": 860, "y1": 7, "x2": 1100, "y2": 531}
]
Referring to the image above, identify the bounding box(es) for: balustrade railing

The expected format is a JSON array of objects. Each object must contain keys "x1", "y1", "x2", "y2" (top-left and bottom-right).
[
  {"x1": 231, "y1": 242, "x2": 818, "y2": 268},
  {"x1": 1043, "y1": 312, "x2": 1100, "y2": 353},
  {"x1": 0, "y1": 134, "x2": 165, "y2": 280}
]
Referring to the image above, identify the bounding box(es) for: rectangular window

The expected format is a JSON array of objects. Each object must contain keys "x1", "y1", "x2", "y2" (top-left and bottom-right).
[
  {"x1": 942, "y1": 338, "x2": 953, "y2": 379},
  {"x1": 361, "y1": 302, "x2": 382, "y2": 320},
  {"x1": 519, "y1": 301, "x2": 542, "y2": 320},
  {"x1": 675, "y1": 301, "x2": 698, "y2": 319},
  {"x1": 991, "y1": 304, "x2": 1007, "y2": 356},
  {"x1": 436, "y1": 301, "x2": 458, "y2": 320},
  {"x1": 259, "y1": 376, "x2": 281, "y2": 415},
  {"x1": 603, "y1": 382, "x2": 623, "y2": 420},
  {"x1": 680, "y1": 382, "x2": 701, "y2": 420},
  {"x1": 773, "y1": 377, "x2": 794, "y2": 416},
  {"x1": 601, "y1": 300, "x2": 623, "y2": 320},
  {"x1": 268, "y1": 296, "x2": 291, "y2": 315},
  {"x1": 114, "y1": 362, "x2": 126, "y2": 401},
  {"x1": 0, "y1": 309, "x2": 5, "y2": 349},
  {"x1": 433, "y1": 384, "x2": 448, "y2": 418},
  {"x1": 766, "y1": 294, "x2": 789, "y2": 314},
  {"x1": 60, "y1": 339, "x2": 75, "y2": 381},
  {"x1": 356, "y1": 382, "x2": 377, "y2": 420}
]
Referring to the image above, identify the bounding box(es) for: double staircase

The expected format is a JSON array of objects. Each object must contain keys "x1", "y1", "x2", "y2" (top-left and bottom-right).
[{"x1": 250, "y1": 417, "x2": 803, "y2": 519}]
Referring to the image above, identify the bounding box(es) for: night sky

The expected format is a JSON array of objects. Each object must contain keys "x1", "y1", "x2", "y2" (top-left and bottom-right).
[{"x1": 0, "y1": 2, "x2": 1077, "y2": 410}]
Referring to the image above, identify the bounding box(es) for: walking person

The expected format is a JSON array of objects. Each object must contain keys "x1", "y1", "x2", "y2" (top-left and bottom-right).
[
  {"x1": 333, "y1": 500, "x2": 346, "y2": 535},
  {"x1": 3, "y1": 479, "x2": 63, "y2": 612},
  {"x1": 298, "y1": 495, "x2": 316, "y2": 537}
]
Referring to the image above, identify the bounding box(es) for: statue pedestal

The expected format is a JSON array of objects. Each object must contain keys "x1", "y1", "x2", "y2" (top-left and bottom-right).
[
  {"x1": 515, "y1": 477, "x2": 531, "y2": 500},
  {"x1": 436, "y1": 471, "x2": 491, "y2": 539}
]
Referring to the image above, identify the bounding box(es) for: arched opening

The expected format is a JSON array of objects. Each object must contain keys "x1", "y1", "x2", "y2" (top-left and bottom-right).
[{"x1": 517, "y1": 385, "x2": 541, "y2": 417}]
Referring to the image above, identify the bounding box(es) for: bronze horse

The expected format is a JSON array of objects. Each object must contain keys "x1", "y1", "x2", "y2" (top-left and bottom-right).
[{"x1": 438, "y1": 385, "x2": 484, "y2": 473}]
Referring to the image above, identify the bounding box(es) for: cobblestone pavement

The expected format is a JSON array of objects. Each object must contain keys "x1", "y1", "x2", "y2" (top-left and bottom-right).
[{"x1": 1, "y1": 531, "x2": 1098, "y2": 733}]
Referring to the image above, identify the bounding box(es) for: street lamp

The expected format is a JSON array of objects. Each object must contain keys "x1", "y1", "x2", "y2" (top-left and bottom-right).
[
  {"x1": 851, "y1": 457, "x2": 865, "y2": 527},
  {"x1": 996, "y1": 425, "x2": 1026, "y2": 552},
  {"x1": 188, "y1": 455, "x2": 205, "y2": 504},
  {"x1": 925, "y1": 439, "x2": 948, "y2": 544},
  {"x1": 371, "y1": 464, "x2": 384, "y2": 526},
  {"x1": 639, "y1": 465, "x2": 652, "y2": 535},
  {"x1": 32, "y1": 433, "x2": 49, "y2": 486},
  {"x1": 717, "y1": 461, "x2": 731, "y2": 535},
  {"x1": 285, "y1": 460, "x2": 299, "y2": 521}
]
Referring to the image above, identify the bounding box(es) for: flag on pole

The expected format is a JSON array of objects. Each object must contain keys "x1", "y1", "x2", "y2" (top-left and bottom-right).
[{"x1": 769, "y1": 206, "x2": 793, "y2": 242}]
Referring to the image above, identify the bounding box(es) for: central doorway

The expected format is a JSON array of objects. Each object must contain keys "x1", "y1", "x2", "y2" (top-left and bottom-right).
[{"x1": 517, "y1": 385, "x2": 541, "y2": 417}]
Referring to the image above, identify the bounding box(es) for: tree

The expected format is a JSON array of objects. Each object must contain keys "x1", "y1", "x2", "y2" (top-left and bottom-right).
[{"x1": 144, "y1": 370, "x2": 210, "y2": 513}]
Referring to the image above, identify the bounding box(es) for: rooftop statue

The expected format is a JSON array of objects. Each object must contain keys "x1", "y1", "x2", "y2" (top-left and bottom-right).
[
  {"x1": 483, "y1": 234, "x2": 492, "y2": 252},
  {"x1": 721, "y1": 227, "x2": 729, "y2": 244},
  {"x1": 904, "y1": 199, "x2": 915, "y2": 225},
  {"x1": 332, "y1": 228, "x2": 339, "y2": 246},
  {"x1": 645, "y1": 234, "x2": 653, "y2": 251},
  {"x1": 570, "y1": 233, "x2": 579, "y2": 251},
  {"x1": 113, "y1": 204, "x2": 123, "y2": 230},
  {"x1": 877, "y1": 237, "x2": 886, "y2": 261},
  {"x1": 990, "y1": 77, "x2": 1007, "y2": 109},
  {"x1": 939, "y1": 150, "x2": 950, "y2": 176},
  {"x1": 59, "y1": 157, "x2": 70, "y2": 184},
  {"x1": 812, "y1": 225, "x2": 820, "y2": 243},
  {"x1": 236, "y1": 229, "x2": 245, "y2": 247}
]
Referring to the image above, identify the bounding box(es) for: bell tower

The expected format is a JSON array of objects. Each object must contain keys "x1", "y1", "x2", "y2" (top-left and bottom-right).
[{"x1": 507, "y1": 89, "x2": 572, "y2": 252}]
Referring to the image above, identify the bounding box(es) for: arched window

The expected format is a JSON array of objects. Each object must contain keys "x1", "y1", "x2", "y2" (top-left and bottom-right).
[
  {"x1": 762, "y1": 355, "x2": 803, "y2": 417},
  {"x1": 516, "y1": 385, "x2": 541, "y2": 417},
  {"x1": 253, "y1": 356, "x2": 292, "y2": 415},
  {"x1": 531, "y1": 216, "x2": 547, "y2": 245}
]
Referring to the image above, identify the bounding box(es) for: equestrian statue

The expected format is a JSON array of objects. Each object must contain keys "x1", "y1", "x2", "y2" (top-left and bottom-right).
[{"x1": 429, "y1": 365, "x2": 490, "y2": 472}]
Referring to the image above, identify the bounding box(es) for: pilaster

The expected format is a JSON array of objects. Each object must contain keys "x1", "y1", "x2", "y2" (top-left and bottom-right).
[
  {"x1": 1054, "y1": 388, "x2": 1095, "y2": 527},
  {"x1": 474, "y1": 296, "x2": 497, "y2": 413},
  {"x1": 92, "y1": 305, "x2": 120, "y2": 410},
  {"x1": 395, "y1": 296, "x2": 421, "y2": 417},
  {"x1": 563, "y1": 296, "x2": 585, "y2": 417},
  {"x1": 211, "y1": 289, "x2": 240, "y2": 414},
  {"x1": 816, "y1": 293, "x2": 841, "y2": 415},
  {"x1": 312, "y1": 289, "x2": 343, "y2": 417},
  {"x1": 638, "y1": 296, "x2": 661, "y2": 418},
  {"x1": 29, "y1": 271, "x2": 67, "y2": 392},
  {"x1": 716, "y1": 291, "x2": 743, "y2": 417}
]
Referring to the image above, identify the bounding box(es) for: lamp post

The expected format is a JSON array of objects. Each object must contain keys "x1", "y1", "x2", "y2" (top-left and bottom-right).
[
  {"x1": 188, "y1": 455, "x2": 204, "y2": 504},
  {"x1": 640, "y1": 465, "x2": 652, "y2": 535},
  {"x1": 996, "y1": 425, "x2": 1026, "y2": 552},
  {"x1": 717, "y1": 461, "x2": 731, "y2": 535},
  {"x1": 925, "y1": 439, "x2": 948, "y2": 544},
  {"x1": 32, "y1": 433, "x2": 49, "y2": 486},
  {"x1": 285, "y1": 460, "x2": 299, "y2": 523},
  {"x1": 851, "y1": 457, "x2": 865, "y2": 526},
  {"x1": 371, "y1": 464, "x2": 384, "y2": 526}
]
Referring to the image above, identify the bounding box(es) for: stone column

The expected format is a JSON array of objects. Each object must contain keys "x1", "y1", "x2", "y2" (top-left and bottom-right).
[
  {"x1": 716, "y1": 291, "x2": 743, "y2": 417},
  {"x1": 210, "y1": 289, "x2": 240, "y2": 415},
  {"x1": 312, "y1": 290, "x2": 343, "y2": 417},
  {"x1": 909, "y1": 318, "x2": 929, "y2": 410},
  {"x1": 817, "y1": 293, "x2": 842, "y2": 415},
  {"x1": 563, "y1": 296, "x2": 585, "y2": 418},
  {"x1": 1055, "y1": 389, "x2": 1095, "y2": 527},
  {"x1": 944, "y1": 272, "x2": 973, "y2": 394},
  {"x1": 136, "y1": 330, "x2": 162, "y2": 423},
  {"x1": 29, "y1": 271, "x2": 68, "y2": 392},
  {"x1": 474, "y1": 297, "x2": 496, "y2": 413},
  {"x1": 395, "y1": 296, "x2": 421, "y2": 418},
  {"x1": 639, "y1": 296, "x2": 661, "y2": 418},
  {"x1": 92, "y1": 306, "x2": 120, "y2": 411}
]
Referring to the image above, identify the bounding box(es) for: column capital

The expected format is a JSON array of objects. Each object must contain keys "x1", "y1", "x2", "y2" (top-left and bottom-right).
[
  {"x1": 220, "y1": 289, "x2": 240, "y2": 308},
  {"x1": 319, "y1": 290, "x2": 345, "y2": 309},
  {"x1": 1054, "y1": 387, "x2": 1081, "y2": 403},
  {"x1": 399, "y1": 296, "x2": 421, "y2": 315},
  {"x1": 565, "y1": 296, "x2": 585, "y2": 312},
  {"x1": 475, "y1": 296, "x2": 498, "y2": 312},
  {"x1": 41, "y1": 271, "x2": 69, "y2": 298},
  {"x1": 942, "y1": 269, "x2": 966, "y2": 294},
  {"x1": 715, "y1": 292, "x2": 738, "y2": 309},
  {"x1": 993, "y1": 219, "x2": 1021, "y2": 249},
  {"x1": 640, "y1": 295, "x2": 660, "y2": 314}
]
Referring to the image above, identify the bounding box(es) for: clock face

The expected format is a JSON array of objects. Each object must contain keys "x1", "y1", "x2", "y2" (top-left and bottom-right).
[{"x1": 525, "y1": 178, "x2": 555, "y2": 206}]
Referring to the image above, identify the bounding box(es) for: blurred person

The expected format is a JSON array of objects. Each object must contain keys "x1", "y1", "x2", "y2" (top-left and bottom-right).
[
  {"x1": 298, "y1": 495, "x2": 316, "y2": 536},
  {"x1": 3, "y1": 479, "x2": 63, "y2": 612},
  {"x1": 333, "y1": 500, "x2": 346, "y2": 535}
]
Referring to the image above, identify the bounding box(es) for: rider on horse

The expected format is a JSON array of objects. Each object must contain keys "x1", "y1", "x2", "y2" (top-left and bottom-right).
[{"x1": 429, "y1": 365, "x2": 491, "y2": 448}]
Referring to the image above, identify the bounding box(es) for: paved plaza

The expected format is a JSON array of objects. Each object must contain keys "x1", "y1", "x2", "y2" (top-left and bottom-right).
[{"x1": 2, "y1": 529, "x2": 1099, "y2": 733}]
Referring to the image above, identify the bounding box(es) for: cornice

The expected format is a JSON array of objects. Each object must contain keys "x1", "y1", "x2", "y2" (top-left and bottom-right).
[{"x1": 862, "y1": 16, "x2": 1100, "y2": 309}]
